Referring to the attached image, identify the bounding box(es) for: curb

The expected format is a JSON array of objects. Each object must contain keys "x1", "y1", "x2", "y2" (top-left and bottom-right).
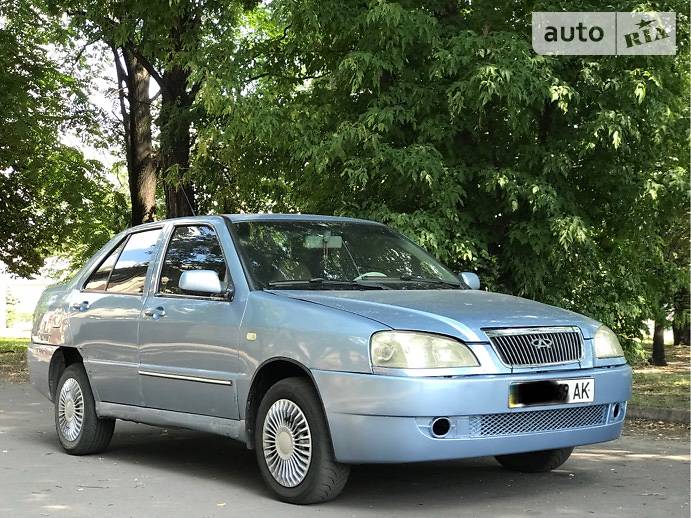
[{"x1": 628, "y1": 405, "x2": 690, "y2": 424}]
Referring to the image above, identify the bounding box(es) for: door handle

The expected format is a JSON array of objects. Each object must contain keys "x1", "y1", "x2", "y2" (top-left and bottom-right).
[
  {"x1": 71, "y1": 301, "x2": 90, "y2": 312},
  {"x1": 143, "y1": 306, "x2": 166, "y2": 320}
]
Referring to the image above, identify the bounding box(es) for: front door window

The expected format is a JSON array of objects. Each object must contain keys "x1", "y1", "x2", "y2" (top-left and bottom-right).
[{"x1": 158, "y1": 225, "x2": 229, "y2": 297}]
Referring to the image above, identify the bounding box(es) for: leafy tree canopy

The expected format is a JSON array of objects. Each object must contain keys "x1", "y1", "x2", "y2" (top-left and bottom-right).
[
  {"x1": 195, "y1": 0, "x2": 689, "y2": 352},
  {"x1": 0, "y1": 0, "x2": 687, "y2": 358},
  {"x1": 0, "y1": 0, "x2": 126, "y2": 277}
]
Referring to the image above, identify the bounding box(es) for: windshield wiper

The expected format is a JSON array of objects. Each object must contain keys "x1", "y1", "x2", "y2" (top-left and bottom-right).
[
  {"x1": 396, "y1": 274, "x2": 462, "y2": 288},
  {"x1": 267, "y1": 278, "x2": 387, "y2": 290},
  {"x1": 352, "y1": 274, "x2": 462, "y2": 289}
]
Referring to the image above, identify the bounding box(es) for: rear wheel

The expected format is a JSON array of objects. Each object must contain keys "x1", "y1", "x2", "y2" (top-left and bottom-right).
[
  {"x1": 495, "y1": 447, "x2": 574, "y2": 473},
  {"x1": 255, "y1": 377, "x2": 350, "y2": 504},
  {"x1": 54, "y1": 364, "x2": 115, "y2": 455}
]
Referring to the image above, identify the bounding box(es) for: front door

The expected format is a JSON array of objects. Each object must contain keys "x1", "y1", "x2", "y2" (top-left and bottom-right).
[
  {"x1": 138, "y1": 223, "x2": 242, "y2": 419},
  {"x1": 70, "y1": 228, "x2": 163, "y2": 406}
]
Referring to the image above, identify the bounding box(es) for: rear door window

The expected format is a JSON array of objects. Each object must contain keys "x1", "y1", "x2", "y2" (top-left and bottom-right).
[
  {"x1": 106, "y1": 229, "x2": 162, "y2": 294},
  {"x1": 83, "y1": 240, "x2": 126, "y2": 291}
]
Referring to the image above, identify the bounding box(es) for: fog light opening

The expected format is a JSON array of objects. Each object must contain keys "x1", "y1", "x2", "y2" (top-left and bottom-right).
[
  {"x1": 431, "y1": 417, "x2": 451, "y2": 438},
  {"x1": 612, "y1": 403, "x2": 621, "y2": 419}
]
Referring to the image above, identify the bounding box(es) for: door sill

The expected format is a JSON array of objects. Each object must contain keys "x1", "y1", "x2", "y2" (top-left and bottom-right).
[{"x1": 96, "y1": 402, "x2": 245, "y2": 442}]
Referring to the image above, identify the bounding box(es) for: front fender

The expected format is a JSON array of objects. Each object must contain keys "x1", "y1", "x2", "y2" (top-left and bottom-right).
[{"x1": 235, "y1": 291, "x2": 386, "y2": 415}]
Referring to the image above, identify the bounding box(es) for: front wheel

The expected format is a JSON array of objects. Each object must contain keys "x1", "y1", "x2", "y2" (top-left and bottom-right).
[
  {"x1": 54, "y1": 363, "x2": 115, "y2": 455},
  {"x1": 255, "y1": 377, "x2": 350, "y2": 504},
  {"x1": 495, "y1": 447, "x2": 574, "y2": 473}
]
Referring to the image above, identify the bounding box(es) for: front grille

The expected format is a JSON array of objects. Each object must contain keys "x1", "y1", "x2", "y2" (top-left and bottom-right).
[
  {"x1": 469, "y1": 404, "x2": 608, "y2": 437},
  {"x1": 485, "y1": 327, "x2": 583, "y2": 367}
]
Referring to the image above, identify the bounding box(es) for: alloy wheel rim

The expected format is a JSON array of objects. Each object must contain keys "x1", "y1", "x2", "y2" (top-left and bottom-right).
[
  {"x1": 58, "y1": 378, "x2": 84, "y2": 442},
  {"x1": 262, "y1": 398, "x2": 312, "y2": 487}
]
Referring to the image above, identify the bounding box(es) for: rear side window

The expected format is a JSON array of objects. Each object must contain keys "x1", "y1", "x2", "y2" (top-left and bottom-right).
[
  {"x1": 106, "y1": 229, "x2": 162, "y2": 294},
  {"x1": 83, "y1": 241, "x2": 125, "y2": 291},
  {"x1": 159, "y1": 225, "x2": 229, "y2": 297}
]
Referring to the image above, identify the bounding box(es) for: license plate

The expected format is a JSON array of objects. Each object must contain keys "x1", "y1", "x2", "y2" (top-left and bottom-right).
[{"x1": 509, "y1": 378, "x2": 595, "y2": 408}]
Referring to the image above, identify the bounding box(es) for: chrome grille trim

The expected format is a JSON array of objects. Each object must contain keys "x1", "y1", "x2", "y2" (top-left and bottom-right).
[
  {"x1": 469, "y1": 404, "x2": 608, "y2": 437},
  {"x1": 484, "y1": 327, "x2": 584, "y2": 367}
]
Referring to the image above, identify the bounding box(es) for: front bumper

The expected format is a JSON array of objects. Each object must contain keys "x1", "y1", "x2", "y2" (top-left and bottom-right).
[{"x1": 312, "y1": 364, "x2": 631, "y2": 464}]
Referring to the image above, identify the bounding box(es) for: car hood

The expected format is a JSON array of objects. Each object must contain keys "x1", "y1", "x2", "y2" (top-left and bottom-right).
[{"x1": 268, "y1": 289, "x2": 601, "y2": 342}]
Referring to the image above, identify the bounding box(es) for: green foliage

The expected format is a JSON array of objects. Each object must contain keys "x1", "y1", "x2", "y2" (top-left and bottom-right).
[
  {"x1": 0, "y1": 0, "x2": 127, "y2": 277},
  {"x1": 0, "y1": 337, "x2": 30, "y2": 351},
  {"x1": 196, "y1": 0, "x2": 689, "y2": 352}
]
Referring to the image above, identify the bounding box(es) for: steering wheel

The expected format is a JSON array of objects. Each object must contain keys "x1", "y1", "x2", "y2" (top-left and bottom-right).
[{"x1": 354, "y1": 271, "x2": 388, "y2": 281}]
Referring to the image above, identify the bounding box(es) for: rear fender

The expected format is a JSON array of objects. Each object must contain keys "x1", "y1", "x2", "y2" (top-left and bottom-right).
[{"x1": 31, "y1": 284, "x2": 71, "y2": 347}]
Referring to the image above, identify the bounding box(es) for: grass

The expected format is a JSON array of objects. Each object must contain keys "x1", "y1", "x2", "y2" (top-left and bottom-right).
[
  {"x1": 0, "y1": 337, "x2": 29, "y2": 383},
  {"x1": 631, "y1": 343, "x2": 690, "y2": 411}
]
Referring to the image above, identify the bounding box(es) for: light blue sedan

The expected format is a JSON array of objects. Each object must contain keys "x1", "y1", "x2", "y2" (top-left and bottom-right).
[{"x1": 29, "y1": 214, "x2": 631, "y2": 503}]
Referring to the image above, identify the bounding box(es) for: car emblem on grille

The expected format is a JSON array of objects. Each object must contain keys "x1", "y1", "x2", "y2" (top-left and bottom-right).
[{"x1": 530, "y1": 336, "x2": 553, "y2": 349}]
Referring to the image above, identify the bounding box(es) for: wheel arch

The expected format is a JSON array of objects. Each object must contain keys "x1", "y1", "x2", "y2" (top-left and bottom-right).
[
  {"x1": 48, "y1": 346, "x2": 84, "y2": 401},
  {"x1": 245, "y1": 357, "x2": 331, "y2": 450}
]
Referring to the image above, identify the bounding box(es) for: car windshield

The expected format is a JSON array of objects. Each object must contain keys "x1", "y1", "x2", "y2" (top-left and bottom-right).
[{"x1": 232, "y1": 220, "x2": 462, "y2": 290}]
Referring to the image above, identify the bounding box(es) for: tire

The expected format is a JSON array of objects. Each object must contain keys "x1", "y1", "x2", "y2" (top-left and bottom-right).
[
  {"x1": 495, "y1": 447, "x2": 574, "y2": 473},
  {"x1": 255, "y1": 377, "x2": 350, "y2": 504},
  {"x1": 54, "y1": 363, "x2": 115, "y2": 455}
]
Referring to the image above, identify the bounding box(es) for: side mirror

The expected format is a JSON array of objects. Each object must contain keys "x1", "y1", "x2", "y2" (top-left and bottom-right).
[
  {"x1": 459, "y1": 272, "x2": 480, "y2": 290},
  {"x1": 179, "y1": 270, "x2": 224, "y2": 295}
]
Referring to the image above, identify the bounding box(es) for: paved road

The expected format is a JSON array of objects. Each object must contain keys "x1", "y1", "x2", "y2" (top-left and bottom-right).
[{"x1": 1, "y1": 383, "x2": 688, "y2": 517}]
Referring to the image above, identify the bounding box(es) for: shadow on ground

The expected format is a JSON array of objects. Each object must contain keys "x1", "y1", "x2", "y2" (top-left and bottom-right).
[{"x1": 29, "y1": 419, "x2": 626, "y2": 512}]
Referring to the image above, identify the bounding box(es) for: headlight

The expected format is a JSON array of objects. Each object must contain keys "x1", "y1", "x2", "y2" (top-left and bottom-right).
[
  {"x1": 593, "y1": 325, "x2": 624, "y2": 358},
  {"x1": 370, "y1": 331, "x2": 479, "y2": 370}
]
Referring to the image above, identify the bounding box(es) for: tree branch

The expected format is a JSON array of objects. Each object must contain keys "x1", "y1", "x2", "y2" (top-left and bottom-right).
[
  {"x1": 72, "y1": 36, "x2": 101, "y2": 65},
  {"x1": 125, "y1": 44, "x2": 166, "y2": 92},
  {"x1": 278, "y1": 24, "x2": 292, "y2": 42},
  {"x1": 187, "y1": 80, "x2": 202, "y2": 103},
  {"x1": 110, "y1": 44, "x2": 130, "y2": 155}
]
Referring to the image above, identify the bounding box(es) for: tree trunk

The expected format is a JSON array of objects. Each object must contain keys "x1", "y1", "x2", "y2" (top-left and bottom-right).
[
  {"x1": 123, "y1": 49, "x2": 156, "y2": 226},
  {"x1": 673, "y1": 323, "x2": 690, "y2": 346},
  {"x1": 222, "y1": 197, "x2": 235, "y2": 214},
  {"x1": 112, "y1": 45, "x2": 157, "y2": 227},
  {"x1": 118, "y1": 9, "x2": 198, "y2": 220},
  {"x1": 651, "y1": 318, "x2": 668, "y2": 366},
  {"x1": 159, "y1": 68, "x2": 194, "y2": 218},
  {"x1": 672, "y1": 288, "x2": 690, "y2": 346},
  {"x1": 158, "y1": 9, "x2": 197, "y2": 219}
]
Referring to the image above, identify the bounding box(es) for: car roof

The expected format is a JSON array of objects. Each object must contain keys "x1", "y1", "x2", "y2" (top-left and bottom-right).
[
  {"x1": 124, "y1": 214, "x2": 385, "y2": 234},
  {"x1": 224, "y1": 213, "x2": 383, "y2": 225}
]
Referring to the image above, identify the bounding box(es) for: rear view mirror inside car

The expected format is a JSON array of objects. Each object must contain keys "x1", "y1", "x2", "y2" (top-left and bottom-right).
[{"x1": 304, "y1": 234, "x2": 343, "y2": 249}]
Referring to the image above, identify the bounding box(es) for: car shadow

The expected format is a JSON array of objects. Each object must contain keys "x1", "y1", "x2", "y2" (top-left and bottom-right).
[
  {"x1": 109, "y1": 423, "x2": 267, "y2": 495},
  {"x1": 337, "y1": 459, "x2": 593, "y2": 511},
  {"x1": 32, "y1": 419, "x2": 599, "y2": 509},
  {"x1": 30, "y1": 419, "x2": 266, "y2": 495}
]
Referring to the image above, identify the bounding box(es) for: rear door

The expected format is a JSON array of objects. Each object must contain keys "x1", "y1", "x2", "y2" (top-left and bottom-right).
[
  {"x1": 70, "y1": 227, "x2": 163, "y2": 406},
  {"x1": 138, "y1": 222, "x2": 243, "y2": 419}
]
